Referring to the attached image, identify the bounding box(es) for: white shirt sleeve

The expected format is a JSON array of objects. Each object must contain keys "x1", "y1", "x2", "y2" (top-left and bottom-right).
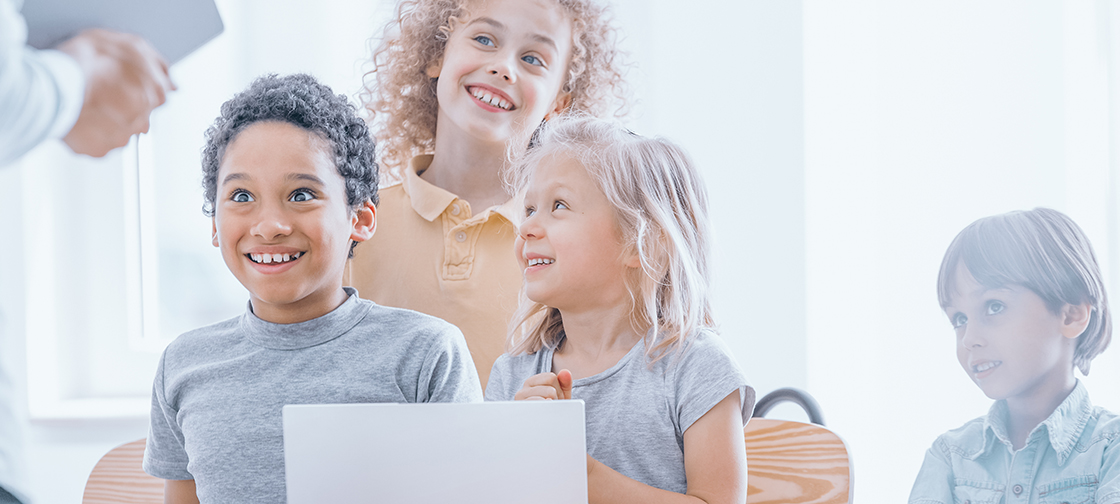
[{"x1": 0, "y1": 0, "x2": 86, "y2": 167}]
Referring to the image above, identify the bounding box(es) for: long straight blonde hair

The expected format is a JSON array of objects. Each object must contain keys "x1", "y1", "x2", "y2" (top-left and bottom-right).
[{"x1": 507, "y1": 116, "x2": 716, "y2": 363}]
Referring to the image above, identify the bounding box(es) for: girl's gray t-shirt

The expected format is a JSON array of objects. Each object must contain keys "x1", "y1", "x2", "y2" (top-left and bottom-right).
[{"x1": 485, "y1": 330, "x2": 754, "y2": 494}]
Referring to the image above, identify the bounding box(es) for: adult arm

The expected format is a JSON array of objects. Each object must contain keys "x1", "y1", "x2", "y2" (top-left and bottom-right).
[
  {"x1": 0, "y1": 0, "x2": 173, "y2": 165},
  {"x1": 0, "y1": 0, "x2": 84, "y2": 165}
]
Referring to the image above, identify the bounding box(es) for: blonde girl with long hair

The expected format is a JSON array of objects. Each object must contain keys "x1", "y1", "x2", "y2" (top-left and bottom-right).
[
  {"x1": 347, "y1": 0, "x2": 628, "y2": 388},
  {"x1": 486, "y1": 116, "x2": 754, "y2": 504}
]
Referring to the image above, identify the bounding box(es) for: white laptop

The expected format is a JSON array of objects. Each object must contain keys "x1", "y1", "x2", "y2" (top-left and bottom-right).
[{"x1": 283, "y1": 401, "x2": 588, "y2": 504}]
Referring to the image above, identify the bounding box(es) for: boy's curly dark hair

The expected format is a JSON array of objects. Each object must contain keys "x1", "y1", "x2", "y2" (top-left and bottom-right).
[{"x1": 201, "y1": 73, "x2": 378, "y2": 218}]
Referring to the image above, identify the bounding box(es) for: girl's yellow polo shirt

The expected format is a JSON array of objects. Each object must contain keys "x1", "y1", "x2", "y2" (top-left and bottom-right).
[{"x1": 346, "y1": 155, "x2": 523, "y2": 389}]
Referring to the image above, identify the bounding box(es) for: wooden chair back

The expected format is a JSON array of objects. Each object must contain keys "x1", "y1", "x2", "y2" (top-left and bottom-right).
[
  {"x1": 82, "y1": 438, "x2": 164, "y2": 504},
  {"x1": 745, "y1": 418, "x2": 853, "y2": 504}
]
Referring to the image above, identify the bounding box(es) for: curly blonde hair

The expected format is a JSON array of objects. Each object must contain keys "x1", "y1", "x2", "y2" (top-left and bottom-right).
[
  {"x1": 361, "y1": 0, "x2": 629, "y2": 177},
  {"x1": 507, "y1": 116, "x2": 716, "y2": 365}
]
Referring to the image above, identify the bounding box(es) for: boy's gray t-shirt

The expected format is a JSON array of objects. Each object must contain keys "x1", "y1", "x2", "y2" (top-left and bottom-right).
[
  {"x1": 485, "y1": 330, "x2": 754, "y2": 494},
  {"x1": 143, "y1": 288, "x2": 482, "y2": 503}
]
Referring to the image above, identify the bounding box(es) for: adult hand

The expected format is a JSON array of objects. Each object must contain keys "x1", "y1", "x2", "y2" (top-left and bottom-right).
[
  {"x1": 57, "y1": 29, "x2": 175, "y2": 157},
  {"x1": 513, "y1": 369, "x2": 573, "y2": 400}
]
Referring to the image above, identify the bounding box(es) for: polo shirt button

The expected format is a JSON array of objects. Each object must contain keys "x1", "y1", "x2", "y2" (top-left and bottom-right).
[
  {"x1": 1012, "y1": 484, "x2": 1022, "y2": 496},
  {"x1": 451, "y1": 204, "x2": 461, "y2": 215},
  {"x1": 962, "y1": 501, "x2": 970, "y2": 504},
  {"x1": 455, "y1": 231, "x2": 467, "y2": 242}
]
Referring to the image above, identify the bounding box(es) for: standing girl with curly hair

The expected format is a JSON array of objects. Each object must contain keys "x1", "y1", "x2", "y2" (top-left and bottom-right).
[{"x1": 348, "y1": 0, "x2": 628, "y2": 388}]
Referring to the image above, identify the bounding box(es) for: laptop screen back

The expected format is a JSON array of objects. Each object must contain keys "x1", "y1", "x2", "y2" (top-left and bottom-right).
[{"x1": 283, "y1": 401, "x2": 588, "y2": 504}]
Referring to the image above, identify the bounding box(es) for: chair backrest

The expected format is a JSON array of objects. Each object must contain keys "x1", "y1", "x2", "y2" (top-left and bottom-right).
[
  {"x1": 82, "y1": 438, "x2": 164, "y2": 504},
  {"x1": 744, "y1": 418, "x2": 853, "y2": 504}
]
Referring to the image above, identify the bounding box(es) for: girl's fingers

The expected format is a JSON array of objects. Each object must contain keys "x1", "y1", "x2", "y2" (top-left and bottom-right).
[
  {"x1": 556, "y1": 369, "x2": 573, "y2": 400},
  {"x1": 514, "y1": 385, "x2": 559, "y2": 401}
]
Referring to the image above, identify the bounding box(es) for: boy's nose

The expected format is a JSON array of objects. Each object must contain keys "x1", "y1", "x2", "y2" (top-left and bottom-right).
[
  {"x1": 251, "y1": 211, "x2": 293, "y2": 240},
  {"x1": 959, "y1": 325, "x2": 985, "y2": 348}
]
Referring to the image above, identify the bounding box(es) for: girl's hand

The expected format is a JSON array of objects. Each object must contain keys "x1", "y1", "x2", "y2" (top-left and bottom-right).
[{"x1": 513, "y1": 369, "x2": 573, "y2": 400}]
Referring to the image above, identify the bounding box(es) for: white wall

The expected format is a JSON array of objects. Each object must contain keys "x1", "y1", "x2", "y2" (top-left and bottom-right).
[{"x1": 804, "y1": 0, "x2": 1120, "y2": 501}]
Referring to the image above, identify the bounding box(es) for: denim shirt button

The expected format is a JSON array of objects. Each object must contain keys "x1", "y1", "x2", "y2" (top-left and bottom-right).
[
  {"x1": 1012, "y1": 484, "x2": 1023, "y2": 495},
  {"x1": 963, "y1": 501, "x2": 970, "y2": 504}
]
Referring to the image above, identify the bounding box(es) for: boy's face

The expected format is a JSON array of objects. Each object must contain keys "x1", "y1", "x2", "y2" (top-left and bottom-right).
[
  {"x1": 429, "y1": 0, "x2": 574, "y2": 145},
  {"x1": 943, "y1": 264, "x2": 1086, "y2": 409},
  {"x1": 211, "y1": 121, "x2": 375, "y2": 324}
]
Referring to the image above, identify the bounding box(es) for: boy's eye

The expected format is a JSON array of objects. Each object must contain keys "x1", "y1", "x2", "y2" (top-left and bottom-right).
[
  {"x1": 986, "y1": 301, "x2": 1005, "y2": 316},
  {"x1": 525, "y1": 206, "x2": 536, "y2": 217},
  {"x1": 289, "y1": 190, "x2": 315, "y2": 202},
  {"x1": 552, "y1": 200, "x2": 568, "y2": 211},
  {"x1": 473, "y1": 35, "x2": 495, "y2": 47},
  {"x1": 950, "y1": 312, "x2": 968, "y2": 328},
  {"x1": 522, "y1": 54, "x2": 543, "y2": 67},
  {"x1": 231, "y1": 190, "x2": 254, "y2": 203}
]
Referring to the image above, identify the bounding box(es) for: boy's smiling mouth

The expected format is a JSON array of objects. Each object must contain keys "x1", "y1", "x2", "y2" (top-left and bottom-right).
[
  {"x1": 972, "y1": 360, "x2": 1002, "y2": 378},
  {"x1": 248, "y1": 251, "x2": 306, "y2": 264}
]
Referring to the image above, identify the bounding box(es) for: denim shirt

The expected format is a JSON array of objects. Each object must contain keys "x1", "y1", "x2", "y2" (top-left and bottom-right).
[{"x1": 909, "y1": 381, "x2": 1120, "y2": 504}]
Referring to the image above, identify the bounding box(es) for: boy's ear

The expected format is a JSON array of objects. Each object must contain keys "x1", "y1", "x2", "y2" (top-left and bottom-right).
[
  {"x1": 544, "y1": 92, "x2": 572, "y2": 121},
  {"x1": 1060, "y1": 303, "x2": 1092, "y2": 339},
  {"x1": 425, "y1": 58, "x2": 443, "y2": 79},
  {"x1": 350, "y1": 199, "x2": 377, "y2": 242},
  {"x1": 212, "y1": 218, "x2": 219, "y2": 247}
]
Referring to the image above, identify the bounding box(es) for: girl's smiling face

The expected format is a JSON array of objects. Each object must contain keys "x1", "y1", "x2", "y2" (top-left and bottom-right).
[
  {"x1": 944, "y1": 264, "x2": 1087, "y2": 408},
  {"x1": 429, "y1": 0, "x2": 574, "y2": 145},
  {"x1": 515, "y1": 153, "x2": 638, "y2": 313}
]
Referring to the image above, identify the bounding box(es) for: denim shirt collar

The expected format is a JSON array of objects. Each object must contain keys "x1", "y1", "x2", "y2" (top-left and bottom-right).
[{"x1": 981, "y1": 380, "x2": 1093, "y2": 464}]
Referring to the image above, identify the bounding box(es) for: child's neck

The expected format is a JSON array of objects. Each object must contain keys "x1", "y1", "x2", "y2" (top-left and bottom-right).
[
  {"x1": 1003, "y1": 373, "x2": 1077, "y2": 451},
  {"x1": 250, "y1": 286, "x2": 350, "y2": 325},
  {"x1": 424, "y1": 122, "x2": 513, "y2": 211},
  {"x1": 552, "y1": 303, "x2": 646, "y2": 380}
]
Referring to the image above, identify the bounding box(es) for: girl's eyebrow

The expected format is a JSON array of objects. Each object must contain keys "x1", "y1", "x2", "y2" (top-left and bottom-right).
[{"x1": 467, "y1": 17, "x2": 558, "y2": 52}]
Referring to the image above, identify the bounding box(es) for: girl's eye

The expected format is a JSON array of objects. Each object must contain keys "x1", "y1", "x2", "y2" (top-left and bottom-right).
[
  {"x1": 231, "y1": 190, "x2": 253, "y2": 203},
  {"x1": 525, "y1": 206, "x2": 536, "y2": 217},
  {"x1": 950, "y1": 312, "x2": 968, "y2": 329},
  {"x1": 552, "y1": 201, "x2": 567, "y2": 211},
  {"x1": 290, "y1": 190, "x2": 315, "y2": 202},
  {"x1": 473, "y1": 35, "x2": 495, "y2": 47},
  {"x1": 986, "y1": 301, "x2": 1005, "y2": 316},
  {"x1": 522, "y1": 54, "x2": 543, "y2": 67}
]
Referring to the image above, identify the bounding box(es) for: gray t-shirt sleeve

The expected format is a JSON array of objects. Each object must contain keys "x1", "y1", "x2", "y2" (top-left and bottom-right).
[
  {"x1": 484, "y1": 353, "x2": 514, "y2": 401},
  {"x1": 143, "y1": 352, "x2": 193, "y2": 480},
  {"x1": 418, "y1": 325, "x2": 483, "y2": 403},
  {"x1": 673, "y1": 336, "x2": 755, "y2": 432}
]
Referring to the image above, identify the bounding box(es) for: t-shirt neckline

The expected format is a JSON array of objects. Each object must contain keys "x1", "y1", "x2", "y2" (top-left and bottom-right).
[
  {"x1": 240, "y1": 287, "x2": 369, "y2": 350},
  {"x1": 546, "y1": 335, "x2": 646, "y2": 388}
]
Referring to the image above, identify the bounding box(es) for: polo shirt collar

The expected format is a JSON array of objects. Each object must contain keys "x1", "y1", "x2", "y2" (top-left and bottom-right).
[
  {"x1": 981, "y1": 380, "x2": 1093, "y2": 464},
  {"x1": 403, "y1": 155, "x2": 522, "y2": 225},
  {"x1": 404, "y1": 155, "x2": 458, "y2": 222}
]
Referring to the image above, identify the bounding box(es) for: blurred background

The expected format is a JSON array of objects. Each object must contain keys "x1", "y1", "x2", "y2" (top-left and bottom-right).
[{"x1": 2, "y1": 0, "x2": 1120, "y2": 502}]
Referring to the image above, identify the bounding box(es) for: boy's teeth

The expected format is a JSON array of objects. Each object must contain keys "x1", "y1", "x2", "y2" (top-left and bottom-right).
[
  {"x1": 528, "y1": 258, "x2": 555, "y2": 267},
  {"x1": 249, "y1": 251, "x2": 303, "y2": 264},
  {"x1": 975, "y1": 361, "x2": 1001, "y2": 373}
]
